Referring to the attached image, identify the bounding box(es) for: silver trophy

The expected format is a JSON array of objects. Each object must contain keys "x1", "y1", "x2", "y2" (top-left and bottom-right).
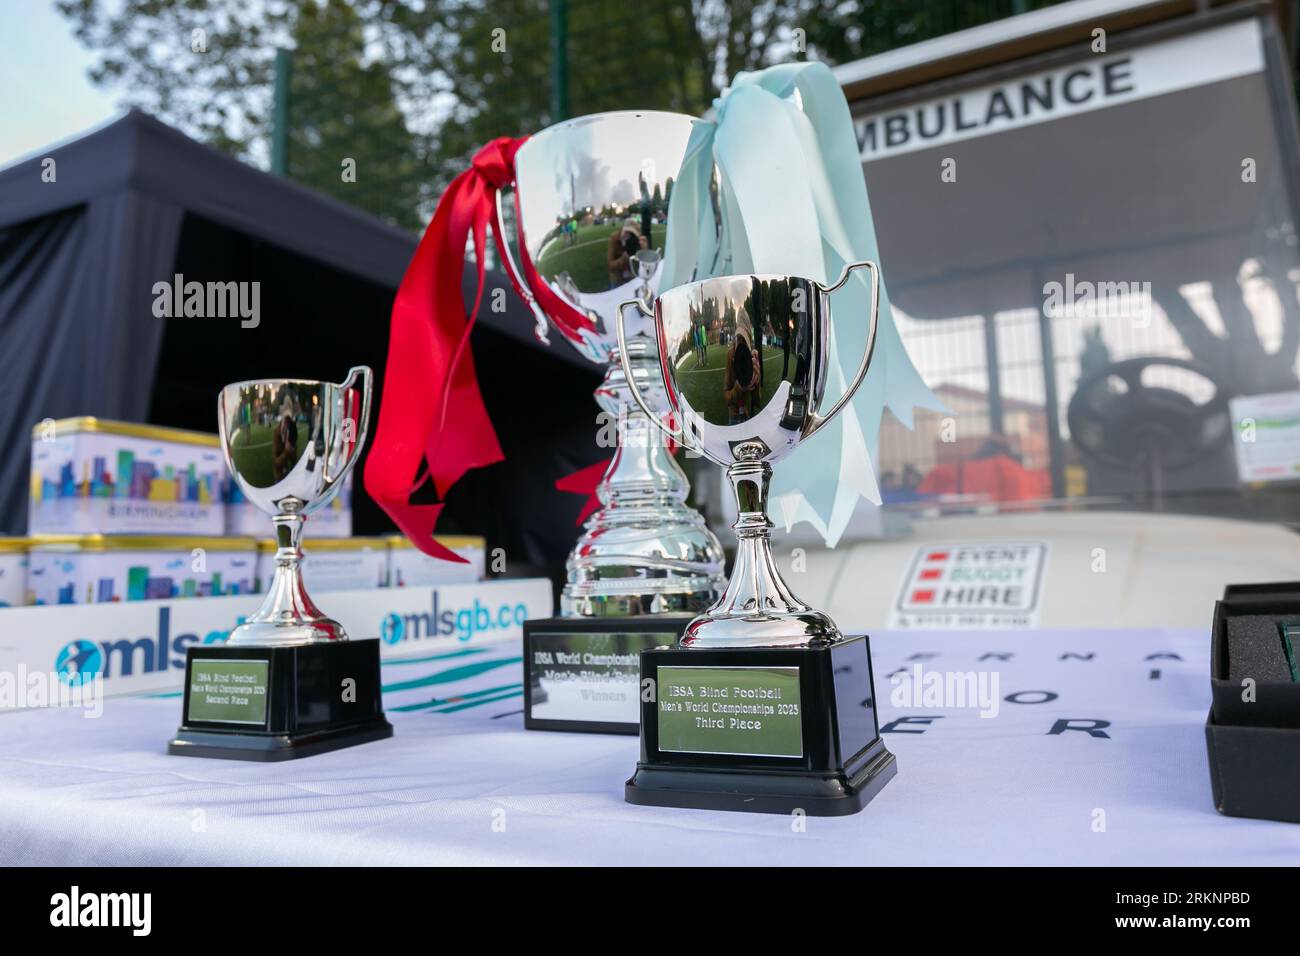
[
  {"x1": 618, "y1": 264, "x2": 880, "y2": 647},
  {"x1": 170, "y1": 366, "x2": 389, "y2": 762},
  {"x1": 495, "y1": 111, "x2": 725, "y2": 617},
  {"x1": 217, "y1": 367, "x2": 372, "y2": 646},
  {"x1": 618, "y1": 265, "x2": 897, "y2": 815}
]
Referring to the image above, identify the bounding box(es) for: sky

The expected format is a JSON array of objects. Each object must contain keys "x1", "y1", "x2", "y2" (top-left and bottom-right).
[{"x1": 0, "y1": 1, "x2": 118, "y2": 167}]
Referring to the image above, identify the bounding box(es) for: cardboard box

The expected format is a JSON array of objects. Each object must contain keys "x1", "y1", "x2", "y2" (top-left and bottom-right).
[
  {"x1": 29, "y1": 418, "x2": 225, "y2": 536},
  {"x1": 28, "y1": 535, "x2": 257, "y2": 605},
  {"x1": 0, "y1": 538, "x2": 28, "y2": 608},
  {"x1": 387, "y1": 535, "x2": 486, "y2": 586}
]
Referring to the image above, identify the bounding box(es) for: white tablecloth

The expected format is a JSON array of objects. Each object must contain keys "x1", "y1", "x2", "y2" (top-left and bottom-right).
[{"x1": 1, "y1": 629, "x2": 1297, "y2": 866}]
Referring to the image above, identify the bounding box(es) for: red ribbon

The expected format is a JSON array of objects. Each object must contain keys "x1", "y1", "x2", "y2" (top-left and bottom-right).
[
  {"x1": 555, "y1": 460, "x2": 607, "y2": 525},
  {"x1": 364, "y1": 137, "x2": 526, "y2": 561},
  {"x1": 554, "y1": 420, "x2": 680, "y2": 527}
]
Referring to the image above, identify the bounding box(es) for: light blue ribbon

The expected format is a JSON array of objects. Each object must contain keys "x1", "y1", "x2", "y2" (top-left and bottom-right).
[{"x1": 664, "y1": 61, "x2": 943, "y2": 546}]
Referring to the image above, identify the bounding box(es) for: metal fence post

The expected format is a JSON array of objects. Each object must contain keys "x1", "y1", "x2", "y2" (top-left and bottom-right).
[
  {"x1": 550, "y1": 0, "x2": 569, "y2": 122},
  {"x1": 271, "y1": 48, "x2": 293, "y2": 176}
]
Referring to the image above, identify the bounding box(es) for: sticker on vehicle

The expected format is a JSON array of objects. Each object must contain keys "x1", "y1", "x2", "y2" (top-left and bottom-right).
[{"x1": 889, "y1": 542, "x2": 1046, "y2": 630}]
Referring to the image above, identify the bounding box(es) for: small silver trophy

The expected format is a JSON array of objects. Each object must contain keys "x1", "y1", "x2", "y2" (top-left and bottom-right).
[
  {"x1": 617, "y1": 266, "x2": 898, "y2": 814},
  {"x1": 218, "y1": 367, "x2": 372, "y2": 646},
  {"x1": 169, "y1": 367, "x2": 392, "y2": 760}
]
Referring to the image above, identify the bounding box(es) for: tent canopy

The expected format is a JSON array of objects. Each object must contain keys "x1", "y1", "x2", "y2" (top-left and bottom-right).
[{"x1": 0, "y1": 109, "x2": 417, "y2": 288}]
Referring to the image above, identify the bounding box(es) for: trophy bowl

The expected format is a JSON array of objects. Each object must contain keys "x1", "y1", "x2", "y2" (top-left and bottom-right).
[
  {"x1": 217, "y1": 367, "x2": 372, "y2": 647},
  {"x1": 619, "y1": 263, "x2": 879, "y2": 647},
  {"x1": 495, "y1": 110, "x2": 725, "y2": 617}
]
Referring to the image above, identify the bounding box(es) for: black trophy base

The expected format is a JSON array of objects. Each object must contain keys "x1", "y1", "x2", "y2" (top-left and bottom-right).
[
  {"x1": 626, "y1": 635, "x2": 896, "y2": 816},
  {"x1": 167, "y1": 720, "x2": 394, "y2": 761},
  {"x1": 168, "y1": 638, "x2": 392, "y2": 762},
  {"x1": 523, "y1": 615, "x2": 691, "y2": 734},
  {"x1": 626, "y1": 740, "x2": 896, "y2": 816}
]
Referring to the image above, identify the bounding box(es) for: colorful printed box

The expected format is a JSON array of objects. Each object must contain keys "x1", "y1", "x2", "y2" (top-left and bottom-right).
[
  {"x1": 387, "y1": 535, "x2": 486, "y2": 587},
  {"x1": 226, "y1": 473, "x2": 352, "y2": 538},
  {"x1": 256, "y1": 536, "x2": 387, "y2": 594},
  {"x1": 27, "y1": 535, "x2": 258, "y2": 605},
  {"x1": 29, "y1": 418, "x2": 225, "y2": 536},
  {"x1": 0, "y1": 539, "x2": 29, "y2": 608}
]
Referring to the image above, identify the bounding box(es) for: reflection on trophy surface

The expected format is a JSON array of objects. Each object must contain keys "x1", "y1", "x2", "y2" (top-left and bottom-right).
[
  {"x1": 631, "y1": 248, "x2": 661, "y2": 303},
  {"x1": 496, "y1": 111, "x2": 726, "y2": 617},
  {"x1": 620, "y1": 263, "x2": 879, "y2": 647},
  {"x1": 218, "y1": 367, "x2": 372, "y2": 646}
]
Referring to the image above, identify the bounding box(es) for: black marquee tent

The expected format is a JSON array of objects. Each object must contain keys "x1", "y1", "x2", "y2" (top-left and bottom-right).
[{"x1": 0, "y1": 109, "x2": 599, "y2": 568}]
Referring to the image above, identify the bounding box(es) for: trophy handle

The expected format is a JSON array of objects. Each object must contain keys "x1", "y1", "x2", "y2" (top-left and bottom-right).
[
  {"x1": 215, "y1": 388, "x2": 239, "y2": 483},
  {"x1": 804, "y1": 260, "x2": 880, "y2": 441},
  {"x1": 330, "y1": 365, "x2": 373, "y2": 484},
  {"x1": 493, "y1": 189, "x2": 551, "y2": 344},
  {"x1": 616, "y1": 298, "x2": 685, "y2": 444}
]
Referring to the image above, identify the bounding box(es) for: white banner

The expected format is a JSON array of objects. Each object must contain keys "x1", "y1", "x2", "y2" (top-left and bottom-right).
[
  {"x1": 0, "y1": 578, "x2": 553, "y2": 706},
  {"x1": 855, "y1": 18, "x2": 1264, "y2": 161}
]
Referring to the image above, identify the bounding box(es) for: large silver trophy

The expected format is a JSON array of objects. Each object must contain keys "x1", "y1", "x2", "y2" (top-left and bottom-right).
[
  {"x1": 169, "y1": 367, "x2": 392, "y2": 760},
  {"x1": 496, "y1": 111, "x2": 724, "y2": 618},
  {"x1": 617, "y1": 267, "x2": 898, "y2": 814}
]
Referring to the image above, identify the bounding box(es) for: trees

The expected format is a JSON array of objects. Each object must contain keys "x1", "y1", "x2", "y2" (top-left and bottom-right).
[
  {"x1": 283, "y1": 0, "x2": 429, "y2": 230},
  {"x1": 57, "y1": 0, "x2": 290, "y2": 158},
  {"x1": 58, "y1": 0, "x2": 1039, "y2": 228}
]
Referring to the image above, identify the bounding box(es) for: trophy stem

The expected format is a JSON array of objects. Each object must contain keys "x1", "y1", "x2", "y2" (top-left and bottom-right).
[
  {"x1": 559, "y1": 352, "x2": 725, "y2": 617},
  {"x1": 227, "y1": 506, "x2": 346, "y2": 646},
  {"x1": 680, "y1": 457, "x2": 838, "y2": 648},
  {"x1": 598, "y1": 391, "x2": 690, "y2": 508}
]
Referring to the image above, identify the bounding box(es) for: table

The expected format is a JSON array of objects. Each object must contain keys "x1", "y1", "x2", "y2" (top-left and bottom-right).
[{"x1": 1, "y1": 629, "x2": 1296, "y2": 866}]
